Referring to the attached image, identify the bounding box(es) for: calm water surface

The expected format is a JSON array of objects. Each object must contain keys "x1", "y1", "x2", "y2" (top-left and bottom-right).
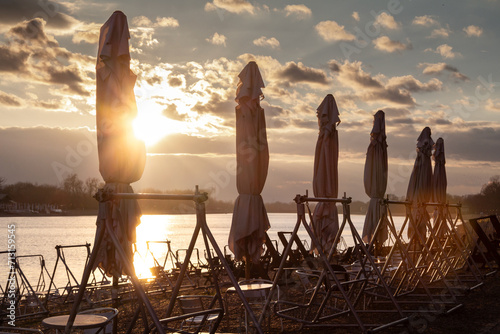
[{"x1": 0, "y1": 213, "x2": 404, "y2": 289}]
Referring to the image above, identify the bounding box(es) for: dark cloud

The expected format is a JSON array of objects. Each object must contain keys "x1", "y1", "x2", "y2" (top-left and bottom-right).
[
  {"x1": 261, "y1": 102, "x2": 287, "y2": 117},
  {"x1": 275, "y1": 61, "x2": 329, "y2": 85},
  {"x1": 290, "y1": 118, "x2": 317, "y2": 129},
  {"x1": 388, "y1": 117, "x2": 415, "y2": 125},
  {"x1": 33, "y1": 100, "x2": 62, "y2": 109},
  {"x1": 8, "y1": 18, "x2": 57, "y2": 46},
  {"x1": 382, "y1": 107, "x2": 411, "y2": 117},
  {"x1": 328, "y1": 60, "x2": 340, "y2": 72},
  {"x1": 387, "y1": 76, "x2": 442, "y2": 93},
  {"x1": 47, "y1": 67, "x2": 89, "y2": 96},
  {"x1": 0, "y1": 91, "x2": 22, "y2": 107},
  {"x1": 0, "y1": 19, "x2": 92, "y2": 97},
  {"x1": 191, "y1": 93, "x2": 235, "y2": 116},
  {"x1": 334, "y1": 60, "x2": 384, "y2": 89},
  {"x1": 0, "y1": 0, "x2": 79, "y2": 31},
  {"x1": 419, "y1": 62, "x2": 469, "y2": 82},
  {"x1": 0, "y1": 46, "x2": 29, "y2": 73},
  {"x1": 168, "y1": 76, "x2": 183, "y2": 87},
  {"x1": 364, "y1": 88, "x2": 415, "y2": 106},
  {"x1": 145, "y1": 75, "x2": 163, "y2": 86},
  {"x1": 162, "y1": 104, "x2": 187, "y2": 121}
]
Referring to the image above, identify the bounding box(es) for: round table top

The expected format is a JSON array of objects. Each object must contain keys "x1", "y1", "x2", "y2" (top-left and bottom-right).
[{"x1": 42, "y1": 314, "x2": 109, "y2": 330}]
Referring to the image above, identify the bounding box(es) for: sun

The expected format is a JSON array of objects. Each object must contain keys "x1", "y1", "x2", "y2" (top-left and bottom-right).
[{"x1": 132, "y1": 104, "x2": 180, "y2": 147}]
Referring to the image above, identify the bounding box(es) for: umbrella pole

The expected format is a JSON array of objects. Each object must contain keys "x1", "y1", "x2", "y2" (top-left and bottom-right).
[
  {"x1": 112, "y1": 275, "x2": 118, "y2": 334},
  {"x1": 245, "y1": 251, "x2": 251, "y2": 279},
  {"x1": 64, "y1": 221, "x2": 105, "y2": 333}
]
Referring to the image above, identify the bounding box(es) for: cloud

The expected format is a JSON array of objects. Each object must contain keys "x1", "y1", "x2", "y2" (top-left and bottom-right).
[
  {"x1": 283, "y1": 4, "x2": 311, "y2": 20},
  {"x1": 328, "y1": 59, "x2": 445, "y2": 106},
  {"x1": 0, "y1": 19, "x2": 92, "y2": 98},
  {"x1": 206, "y1": 32, "x2": 227, "y2": 46},
  {"x1": 131, "y1": 16, "x2": 179, "y2": 28},
  {"x1": 204, "y1": 0, "x2": 255, "y2": 14},
  {"x1": 418, "y1": 62, "x2": 469, "y2": 81},
  {"x1": 253, "y1": 36, "x2": 280, "y2": 49},
  {"x1": 425, "y1": 44, "x2": 462, "y2": 59},
  {"x1": 430, "y1": 27, "x2": 452, "y2": 38},
  {"x1": 0, "y1": 0, "x2": 80, "y2": 34},
  {"x1": 464, "y1": 25, "x2": 483, "y2": 37},
  {"x1": 485, "y1": 99, "x2": 500, "y2": 112},
  {"x1": 315, "y1": 20, "x2": 355, "y2": 42},
  {"x1": 329, "y1": 60, "x2": 383, "y2": 89},
  {"x1": 0, "y1": 91, "x2": 23, "y2": 107},
  {"x1": 72, "y1": 23, "x2": 100, "y2": 44},
  {"x1": 387, "y1": 76, "x2": 443, "y2": 92},
  {"x1": 412, "y1": 15, "x2": 439, "y2": 27},
  {"x1": 155, "y1": 17, "x2": 180, "y2": 28},
  {"x1": 374, "y1": 12, "x2": 401, "y2": 30},
  {"x1": 373, "y1": 36, "x2": 412, "y2": 53},
  {"x1": 352, "y1": 11, "x2": 360, "y2": 22},
  {"x1": 0, "y1": 45, "x2": 30, "y2": 73},
  {"x1": 7, "y1": 18, "x2": 58, "y2": 46},
  {"x1": 274, "y1": 61, "x2": 329, "y2": 86}
]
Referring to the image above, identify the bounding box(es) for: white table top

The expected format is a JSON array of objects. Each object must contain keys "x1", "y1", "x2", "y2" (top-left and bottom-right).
[
  {"x1": 42, "y1": 314, "x2": 109, "y2": 330},
  {"x1": 226, "y1": 282, "x2": 273, "y2": 292}
]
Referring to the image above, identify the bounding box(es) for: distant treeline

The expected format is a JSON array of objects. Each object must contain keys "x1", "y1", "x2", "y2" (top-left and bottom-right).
[{"x1": 0, "y1": 175, "x2": 499, "y2": 216}]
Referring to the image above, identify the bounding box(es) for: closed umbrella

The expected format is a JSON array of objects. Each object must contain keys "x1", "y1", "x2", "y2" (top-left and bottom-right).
[
  {"x1": 432, "y1": 137, "x2": 446, "y2": 237},
  {"x1": 362, "y1": 110, "x2": 389, "y2": 247},
  {"x1": 406, "y1": 127, "x2": 434, "y2": 240},
  {"x1": 432, "y1": 137, "x2": 446, "y2": 204},
  {"x1": 228, "y1": 61, "x2": 270, "y2": 266},
  {"x1": 93, "y1": 10, "x2": 146, "y2": 277},
  {"x1": 311, "y1": 94, "x2": 341, "y2": 254}
]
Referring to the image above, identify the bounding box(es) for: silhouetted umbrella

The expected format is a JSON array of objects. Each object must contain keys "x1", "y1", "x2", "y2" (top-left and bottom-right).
[
  {"x1": 432, "y1": 137, "x2": 446, "y2": 204},
  {"x1": 432, "y1": 137, "x2": 447, "y2": 237},
  {"x1": 311, "y1": 94, "x2": 341, "y2": 253},
  {"x1": 228, "y1": 61, "x2": 270, "y2": 265},
  {"x1": 93, "y1": 11, "x2": 146, "y2": 277},
  {"x1": 362, "y1": 110, "x2": 389, "y2": 246},
  {"x1": 406, "y1": 127, "x2": 434, "y2": 239}
]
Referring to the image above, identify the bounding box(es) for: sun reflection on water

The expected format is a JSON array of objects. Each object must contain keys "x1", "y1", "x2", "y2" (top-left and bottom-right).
[{"x1": 133, "y1": 215, "x2": 172, "y2": 279}]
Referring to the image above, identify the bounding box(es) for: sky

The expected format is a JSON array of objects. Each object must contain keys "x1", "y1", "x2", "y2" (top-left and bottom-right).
[{"x1": 0, "y1": 0, "x2": 499, "y2": 203}]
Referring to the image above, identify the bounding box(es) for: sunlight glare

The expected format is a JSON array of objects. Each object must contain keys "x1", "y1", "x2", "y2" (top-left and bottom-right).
[
  {"x1": 133, "y1": 105, "x2": 182, "y2": 146},
  {"x1": 133, "y1": 215, "x2": 170, "y2": 279}
]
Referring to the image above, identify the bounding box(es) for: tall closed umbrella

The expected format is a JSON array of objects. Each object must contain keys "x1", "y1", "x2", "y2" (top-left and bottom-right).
[
  {"x1": 432, "y1": 137, "x2": 446, "y2": 204},
  {"x1": 228, "y1": 61, "x2": 270, "y2": 265},
  {"x1": 406, "y1": 127, "x2": 434, "y2": 240},
  {"x1": 432, "y1": 137, "x2": 446, "y2": 237},
  {"x1": 93, "y1": 11, "x2": 146, "y2": 277},
  {"x1": 311, "y1": 94, "x2": 341, "y2": 253},
  {"x1": 362, "y1": 110, "x2": 388, "y2": 246}
]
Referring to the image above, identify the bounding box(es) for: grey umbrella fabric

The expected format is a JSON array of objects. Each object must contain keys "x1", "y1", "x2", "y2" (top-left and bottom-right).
[
  {"x1": 228, "y1": 61, "x2": 270, "y2": 263},
  {"x1": 432, "y1": 137, "x2": 447, "y2": 204},
  {"x1": 93, "y1": 11, "x2": 146, "y2": 277},
  {"x1": 311, "y1": 94, "x2": 341, "y2": 254},
  {"x1": 406, "y1": 127, "x2": 434, "y2": 239},
  {"x1": 362, "y1": 110, "x2": 389, "y2": 245}
]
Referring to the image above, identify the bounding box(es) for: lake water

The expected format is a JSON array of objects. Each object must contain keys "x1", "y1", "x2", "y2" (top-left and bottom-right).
[{"x1": 0, "y1": 213, "x2": 404, "y2": 289}]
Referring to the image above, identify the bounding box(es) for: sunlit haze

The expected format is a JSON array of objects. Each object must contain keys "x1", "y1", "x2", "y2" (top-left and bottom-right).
[{"x1": 1, "y1": 0, "x2": 499, "y2": 202}]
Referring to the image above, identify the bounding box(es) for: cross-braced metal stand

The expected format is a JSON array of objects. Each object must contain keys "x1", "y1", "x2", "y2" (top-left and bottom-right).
[
  {"x1": 64, "y1": 186, "x2": 265, "y2": 334},
  {"x1": 366, "y1": 199, "x2": 463, "y2": 315},
  {"x1": 265, "y1": 193, "x2": 408, "y2": 333}
]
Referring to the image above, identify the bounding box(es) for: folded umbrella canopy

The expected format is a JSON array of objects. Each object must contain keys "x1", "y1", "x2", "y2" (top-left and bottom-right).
[
  {"x1": 311, "y1": 94, "x2": 341, "y2": 254},
  {"x1": 432, "y1": 137, "x2": 447, "y2": 204},
  {"x1": 228, "y1": 61, "x2": 270, "y2": 264},
  {"x1": 362, "y1": 110, "x2": 389, "y2": 246},
  {"x1": 93, "y1": 11, "x2": 146, "y2": 277},
  {"x1": 406, "y1": 127, "x2": 434, "y2": 240}
]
